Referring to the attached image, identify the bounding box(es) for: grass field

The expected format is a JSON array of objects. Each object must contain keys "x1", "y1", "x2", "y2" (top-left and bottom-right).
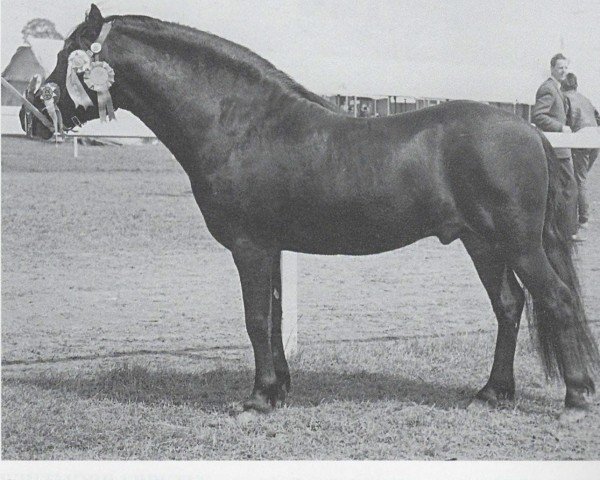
[{"x1": 2, "y1": 135, "x2": 600, "y2": 460}]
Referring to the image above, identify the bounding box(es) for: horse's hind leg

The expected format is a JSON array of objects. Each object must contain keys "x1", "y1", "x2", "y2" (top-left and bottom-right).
[
  {"x1": 463, "y1": 235, "x2": 525, "y2": 407},
  {"x1": 271, "y1": 253, "x2": 291, "y2": 405},
  {"x1": 510, "y1": 247, "x2": 596, "y2": 413},
  {"x1": 232, "y1": 239, "x2": 279, "y2": 412}
]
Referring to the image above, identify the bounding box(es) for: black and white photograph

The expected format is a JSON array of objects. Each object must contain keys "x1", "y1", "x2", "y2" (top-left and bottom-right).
[{"x1": 2, "y1": 0, "x2": 600, "y2": 477}]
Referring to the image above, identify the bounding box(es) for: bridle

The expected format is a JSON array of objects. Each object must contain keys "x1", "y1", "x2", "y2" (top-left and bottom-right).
[{"x1": 36, "y1": 21, "x2": 116, "y2": 135}]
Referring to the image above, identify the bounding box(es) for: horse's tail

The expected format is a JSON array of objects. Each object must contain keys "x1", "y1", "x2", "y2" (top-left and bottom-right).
[{"x1": 526, "y1": 131, "x2": 599, "y2": 382}]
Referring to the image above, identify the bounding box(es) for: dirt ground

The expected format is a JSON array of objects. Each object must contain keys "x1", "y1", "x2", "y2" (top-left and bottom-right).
[{"x1": 2, "y1": 135, "x2": 600, "y2": 459}]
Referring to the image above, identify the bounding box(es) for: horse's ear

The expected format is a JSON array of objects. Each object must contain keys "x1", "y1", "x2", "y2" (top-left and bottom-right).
[
  {"x1": 78, "y1": 4, "x2": 104, "y2": 47},
  {"x1": 87, "y1": 4, "x2": 103, "y2": 27}
]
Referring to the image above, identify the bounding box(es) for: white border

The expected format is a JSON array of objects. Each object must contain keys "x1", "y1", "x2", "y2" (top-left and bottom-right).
[{"x1": 2, "y1": 461, "x2": 600, "y2": 479}]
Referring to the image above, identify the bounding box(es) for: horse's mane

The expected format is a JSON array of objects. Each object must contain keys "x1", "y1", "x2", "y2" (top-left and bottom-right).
[{"x1": 96, "y1": 15, "x2": 337, "y2": 112}]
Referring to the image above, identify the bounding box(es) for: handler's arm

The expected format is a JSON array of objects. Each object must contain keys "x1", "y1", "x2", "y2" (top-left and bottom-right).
[{"x1": 532, "y1": 89, "x2": 564, "y2": 132}]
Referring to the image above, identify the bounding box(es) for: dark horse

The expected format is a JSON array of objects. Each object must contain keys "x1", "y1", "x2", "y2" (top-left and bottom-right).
[{"x1": 24, "y1": 5, "x2": 598, "y2": 418}]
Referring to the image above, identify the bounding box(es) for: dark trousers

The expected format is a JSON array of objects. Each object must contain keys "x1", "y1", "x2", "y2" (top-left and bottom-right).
[
  {"x1": 572, "y1": 148, "x2": 598, "y2": 224},
  {"x1": 558, "y1": 155, "x2": 579, "y2": 236}
]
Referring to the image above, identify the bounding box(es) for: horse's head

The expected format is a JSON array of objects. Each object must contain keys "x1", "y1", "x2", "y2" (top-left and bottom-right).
[{"x1": 21, "y1": 4, "x2": 115, "y2": 139}]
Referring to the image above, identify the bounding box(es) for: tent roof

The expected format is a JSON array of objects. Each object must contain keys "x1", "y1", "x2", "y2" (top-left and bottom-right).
[
  {"x1": 1, "y1": 39, "x2": 63, "y2": 81},
  {"x1": 1, "y1": 46, "x2": 43, "y2": 81}
]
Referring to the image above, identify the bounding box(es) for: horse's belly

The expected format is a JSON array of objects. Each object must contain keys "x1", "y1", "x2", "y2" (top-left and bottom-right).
[{"x1": 278, "y1": 209, "x2": 431, "y2": 255}]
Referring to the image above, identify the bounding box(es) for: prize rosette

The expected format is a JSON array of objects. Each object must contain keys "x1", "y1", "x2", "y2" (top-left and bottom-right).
[
  {"x1": 83, "y1": 61, "x2": 115, "y2": 92},
  {"x1": 39, "y1": 83, "x2": 60, "y2": 102},
  {"x1": 68, "y1": 50, "x2": 92, "y2": 73},
  {"x1": 39, "y1": 83, "x2": 61, "y2": 133},
  {"x1": 84, "y1": 61, "x2": 116, "y2": 122},
  {"x1": 66, "y1": 50, "x2": 94, "y2": 109}
]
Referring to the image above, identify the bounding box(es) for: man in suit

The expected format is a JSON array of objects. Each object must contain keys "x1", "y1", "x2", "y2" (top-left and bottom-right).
[
  {"x1": 562, "y1": 72, "x2": 600, "y2": 228},
  {"x1": 532, "y1": 53, "x2": 578, "y2": 238}
]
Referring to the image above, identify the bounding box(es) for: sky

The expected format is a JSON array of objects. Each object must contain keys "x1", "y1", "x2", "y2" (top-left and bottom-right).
[{"x1": 2, "y1": 0, "x2": 600, "y2": 105}]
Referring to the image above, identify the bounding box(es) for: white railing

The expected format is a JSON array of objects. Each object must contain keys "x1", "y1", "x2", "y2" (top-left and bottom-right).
[
  {"x1": 1, "y1": 105, "x2": 155, "y2": 140},
  {"x1": 542, "y1": 126, "x2": 600, "y2": 148}
]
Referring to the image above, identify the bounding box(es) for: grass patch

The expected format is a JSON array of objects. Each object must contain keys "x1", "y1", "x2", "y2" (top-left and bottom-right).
[
  {"x1": 3, "y1": 136, "x2": 600, "y2": 460},
  {"x1": 3, "y1": 334, "x2": 599, "y2": 460}
]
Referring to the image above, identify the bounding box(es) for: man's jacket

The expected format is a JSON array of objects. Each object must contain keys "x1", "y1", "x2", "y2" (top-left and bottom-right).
[
  {"x1": 563, "y1": 90, "x2": 600, "y2": 133},
  {"x1": 532, "y1": 78, "x2": 570, "y2": 158}
]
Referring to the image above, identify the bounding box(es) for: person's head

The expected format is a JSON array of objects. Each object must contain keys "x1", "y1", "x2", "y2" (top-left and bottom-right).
[
  {"x1": 562, "y1": 72, "x2": 578, "y2": 92},
  {"x1": 550, "y1": 53, "x2": 569, "y2": 82}
]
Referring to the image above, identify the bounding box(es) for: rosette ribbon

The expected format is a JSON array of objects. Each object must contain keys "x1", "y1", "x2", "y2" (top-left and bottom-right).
[
  {"x1": 84, "y1": 61, "x2": 116, "y2": 122},
  {"x1": 39, "y1": 83, "x2": 62, "y2": 133},
  {"x1": 66, "y1": 50, "x2": 94, "y2": 109}
]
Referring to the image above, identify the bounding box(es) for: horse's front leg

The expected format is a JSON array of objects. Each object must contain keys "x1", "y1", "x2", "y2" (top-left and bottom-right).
[{"x1": 232, "y1": 239, "x2": 279, "y2": 412}]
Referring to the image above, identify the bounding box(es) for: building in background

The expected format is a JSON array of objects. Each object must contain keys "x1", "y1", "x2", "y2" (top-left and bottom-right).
[{"x1": 324, "y1": 94, "x2": 533, "y2": 122}]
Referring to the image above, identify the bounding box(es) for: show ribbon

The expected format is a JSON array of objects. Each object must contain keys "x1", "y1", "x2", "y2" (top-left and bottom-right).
[
  {"x1": 39, "y1": 83, "x2": 61, "y2": 133},
  {"x1": 83, "y1": 61, "x2": 115, "y2": 122},
  {"x1": 66, "y1": 50, "x2": 94, "y2": 109}
]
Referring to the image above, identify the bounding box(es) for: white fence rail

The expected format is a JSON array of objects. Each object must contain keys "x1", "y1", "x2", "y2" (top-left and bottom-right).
[
  {"x1": 1, "y1": 106, "x2": 154, "y2": 138},
  {"x1": 543, "y1": 127, "x2": 600, "y2": 148}
]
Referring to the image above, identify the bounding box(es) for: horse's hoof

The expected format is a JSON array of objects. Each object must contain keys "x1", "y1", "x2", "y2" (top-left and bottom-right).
[
  {"x1": 467, "y1": 398, "x2": 494, "y2": 412},
  {"x1": 558, "y1": 407, "x2": 588, "y2": 425},
  {"x1": 275, "y1": 385, "x2": 288, "y2": 408},
  {"x1": 237, "y1": 410, "x2": 261, "y2": 425},
  {"x1": 243, "y1": 394, "x2": 274, "y2": 414}
]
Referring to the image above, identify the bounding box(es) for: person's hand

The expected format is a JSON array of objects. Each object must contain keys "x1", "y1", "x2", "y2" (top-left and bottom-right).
[{"x1": 562, "y1": 125, "x2": 572, "y2": 133}]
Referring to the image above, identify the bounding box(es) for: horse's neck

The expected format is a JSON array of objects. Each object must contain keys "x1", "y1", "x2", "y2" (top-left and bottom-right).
[
  {"x1": 110, "y1": 26, "x2": 320, "y2": 173},
  {"x1": 111, "y1": 41, "x2": 225, "y2": 164}
]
